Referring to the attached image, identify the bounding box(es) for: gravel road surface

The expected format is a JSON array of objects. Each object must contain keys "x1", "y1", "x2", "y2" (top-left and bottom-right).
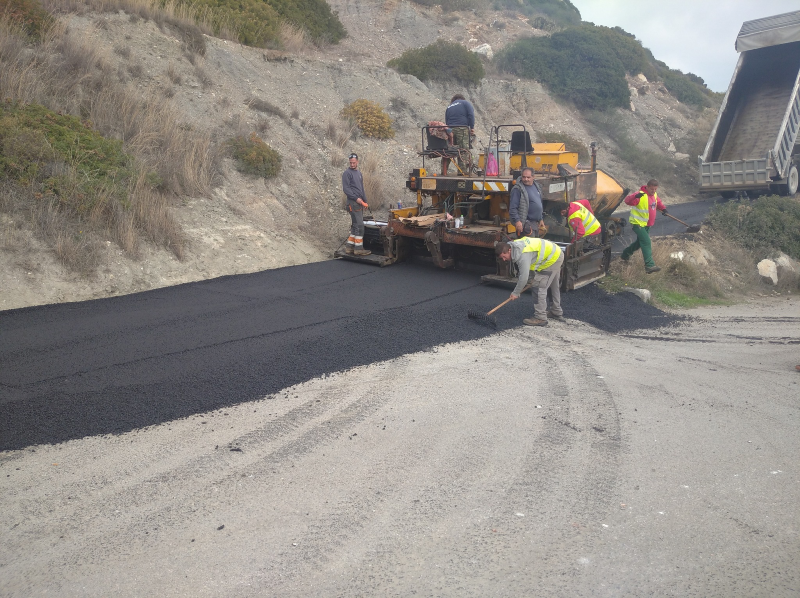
[{"x1": 1, "y1": 260, "x2": 798, "y2": 597}]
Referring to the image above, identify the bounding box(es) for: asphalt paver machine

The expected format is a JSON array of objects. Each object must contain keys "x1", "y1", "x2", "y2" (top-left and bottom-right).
[{"x1": 336, "y1": 124, "x2": 628, "y2": 291}]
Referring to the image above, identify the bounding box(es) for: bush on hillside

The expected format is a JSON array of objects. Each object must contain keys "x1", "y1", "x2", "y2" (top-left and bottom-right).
[
  {"x1": 408, "y1": 0, "x2": 479, "y2": 12},
  {"x1": 659, "y1": 67, "x2": 713, "y2": 108},
  {"x1": 387, "y1": 40, "x2": 484, "y2": 86},
  {"x1": 228, "y1": 132, "x2": 282, "y2": 178},
  {"x1": 491, "y1": 0, "x2": 580, "y2": 26},
  {"x1": 340, "y1": 100, "x2": 395, "y2": 140},
  {"x1": 497, "y1": 27, "x2": 631, "y2": 110},
  {"x1": 498, "y1": 22, "x2": 719, "y2": 111},
  {"x1": 708, "y1": 196, "x2": 800, "y2": 260},
  {"x1": 0, "y1": 101, "x2": 186, "y2": 268},
  {"x1": 0, "y1": 0, "x2": 53, "y2": 38}
]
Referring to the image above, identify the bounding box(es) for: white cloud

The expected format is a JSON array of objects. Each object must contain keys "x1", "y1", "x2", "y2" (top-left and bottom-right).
[{"x1": 570, "y1": 0, "x2": 799, "y2": 91}]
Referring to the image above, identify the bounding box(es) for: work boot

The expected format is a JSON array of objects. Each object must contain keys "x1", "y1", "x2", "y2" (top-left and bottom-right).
[
  {"x1": 645, "y1": 266, "x2": 661, "y2": 274},
  {"x1": 344, "y1": 245, "x2": 355, "y2": 255},
  {"x1": 547, "y1": 311, "x2": 564, "y2": 321},
  {"x1": 354, "y1": 248, "x2": 371, "y2": 256},
  {"x1": 523, "y1": 317, "x2": 547, "y2": 327},
  {"x1": 619, "y1": 254, "x2": 630, "y2": 262}
]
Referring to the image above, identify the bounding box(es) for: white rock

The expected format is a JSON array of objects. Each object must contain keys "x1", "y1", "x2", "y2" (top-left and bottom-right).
[
  {"x1": 757, "y1": 259, "x2": 778, "y2": 285},
  {"x1": 668, "y1": 142, "x2": 677, "y2": 153},
  {"x1": 670, "y1": 251, "x2": 685, "y2": 261},
  {"x1": 624, "y1": 288, "x2": 651, "y2": 303},
  {"x1": 471, "y1": 43, "x2": 493, "y2": 59},
  {"x1": 636, "y1": 73, "x2": 648, "y2": 83},
  {"x1": 630, "y1": 102, "x2": 636, "y2": 112},
  {"x1": 674, "y1": 152, "x2": 690, "y2": 160}
]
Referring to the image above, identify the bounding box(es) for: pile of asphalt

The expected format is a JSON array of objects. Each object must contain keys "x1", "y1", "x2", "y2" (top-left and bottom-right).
[{"x1": 0, "y1": 260, "x2": 680, "y2": 451}]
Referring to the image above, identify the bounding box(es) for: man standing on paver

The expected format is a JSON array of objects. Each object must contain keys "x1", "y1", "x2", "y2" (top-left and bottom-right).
[
  {"x1": 509, "y1": 167, "x2": 544, "y2": 238},
  {"x1": 342, "y1": 153, "x2": 371, "y2": 256},
  {"x1": 444, "y1": 94, "x2": 475, "y2": 175},
  {"x1": 495, "y1": 237, "x2": 564, "y2": 327},
  {"x1": 621, "y1": 179, "x2": 668, "y2": 273}
]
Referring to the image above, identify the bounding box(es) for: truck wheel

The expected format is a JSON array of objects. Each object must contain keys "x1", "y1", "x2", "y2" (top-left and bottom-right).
[{"x1": 777, "y1": 164, "x2": 799, "y2": 196}]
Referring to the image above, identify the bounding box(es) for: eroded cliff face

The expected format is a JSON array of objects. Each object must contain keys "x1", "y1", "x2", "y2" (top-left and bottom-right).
[{"x1": 0, "y1": 2, "x2": 712, "y2": 310}]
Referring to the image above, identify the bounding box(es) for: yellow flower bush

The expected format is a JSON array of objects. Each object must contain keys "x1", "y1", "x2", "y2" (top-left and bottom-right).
[{"x1": 340, "y1": 100, "x2": 395, "y2": 140}]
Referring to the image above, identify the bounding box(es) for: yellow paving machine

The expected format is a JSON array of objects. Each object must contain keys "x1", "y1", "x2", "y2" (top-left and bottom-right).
[{"x1": 335, "y1": 124, "x2": 628, "y2": 290}]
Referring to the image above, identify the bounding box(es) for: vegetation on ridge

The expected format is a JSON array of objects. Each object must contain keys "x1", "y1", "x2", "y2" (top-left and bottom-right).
[{"x1": 387, "y1": 40, "x2": 484, "y2": 86}]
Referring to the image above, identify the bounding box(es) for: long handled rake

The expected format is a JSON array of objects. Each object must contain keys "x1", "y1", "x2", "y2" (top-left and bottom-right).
[{"x1": 468, "y1": 283, "x2": 533, "y2": 328}]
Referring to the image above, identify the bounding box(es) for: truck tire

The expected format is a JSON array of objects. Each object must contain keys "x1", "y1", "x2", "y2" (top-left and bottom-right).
[{"x1": 777, "y1": 164, "x2": 798, "y2": 196}]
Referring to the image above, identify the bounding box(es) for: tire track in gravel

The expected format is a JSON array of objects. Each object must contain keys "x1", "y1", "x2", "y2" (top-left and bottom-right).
[{"x1": 1, "y1": 362, "x2": 412, "y2": 591}]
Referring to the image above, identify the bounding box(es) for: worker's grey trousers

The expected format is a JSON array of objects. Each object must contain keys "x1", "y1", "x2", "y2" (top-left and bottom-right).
[
  {"x1": 348, "y1": 205, "x2": 364, "y2": 237},
  {"x1": 532, "y1": 253, "x2": 563, "y2": 320}
]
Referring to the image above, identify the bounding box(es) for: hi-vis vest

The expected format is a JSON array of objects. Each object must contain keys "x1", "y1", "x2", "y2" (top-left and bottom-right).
[
  {"x1": 568, "y1": 203, "x2": 601, "y2": 237},
  {"x1": 629, "y1": 191, "x2": 657, "y2": 226},
  {"x1": 519, "y1": 237, "x2": 561, "y2": 271}
]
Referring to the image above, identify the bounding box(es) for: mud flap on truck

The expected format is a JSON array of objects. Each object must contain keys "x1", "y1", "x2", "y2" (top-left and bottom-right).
[{"x1": 480, "y1": 241, "x2": 611, "y2": 292}]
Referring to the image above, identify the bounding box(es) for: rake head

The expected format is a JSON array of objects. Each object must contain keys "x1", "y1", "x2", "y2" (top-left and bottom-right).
[{"x1": 467, "y1": 310, "x2": 497, "y2": 327}]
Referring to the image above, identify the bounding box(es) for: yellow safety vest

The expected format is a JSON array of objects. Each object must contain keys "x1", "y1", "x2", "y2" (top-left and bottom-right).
[
  {"x1": 568, "y1": 204, "x2": 601, "y2": 237},
  {"x1": 629, "y1": 191, "x2": 656, "y2": 226},
  {"x1": 519, "y1": 237, "x2": 561, "y2": 271}
]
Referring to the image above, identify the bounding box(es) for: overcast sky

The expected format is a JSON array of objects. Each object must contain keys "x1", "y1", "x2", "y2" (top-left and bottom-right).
[{"x1": 569, "y1": 0, "x2": 799, "y2": 92}]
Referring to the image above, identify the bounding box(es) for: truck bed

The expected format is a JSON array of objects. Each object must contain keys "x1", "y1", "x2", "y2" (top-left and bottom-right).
[{"x1": 714, "y1": 43, "x2": 800, "y2": 162}]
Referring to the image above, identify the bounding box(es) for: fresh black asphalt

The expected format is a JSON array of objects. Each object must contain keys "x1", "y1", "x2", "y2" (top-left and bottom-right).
[{"x1": 0, "y1": 258, "x2": 681, "y2": 452}]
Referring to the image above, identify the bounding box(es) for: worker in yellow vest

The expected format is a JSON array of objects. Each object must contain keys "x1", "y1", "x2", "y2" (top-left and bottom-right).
[
  {"x1": 621, "y1": 179, "x2": 668, "y2": 273},
  {"x1": 560, "y1": 199, "x2": 601, "y2": 242},
  {"x1": 495, "y1": 237, "x2": 564, "y2": 326}
]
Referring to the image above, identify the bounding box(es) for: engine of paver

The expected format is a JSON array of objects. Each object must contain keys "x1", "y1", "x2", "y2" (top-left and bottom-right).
[{"x1": 335, "y1": 125, "x2": 628, "y2": 291}]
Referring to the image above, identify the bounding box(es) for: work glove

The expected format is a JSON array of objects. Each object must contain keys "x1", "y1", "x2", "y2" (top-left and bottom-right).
[{"x1": 661, "y1": 209, "x2": 668, "y2": 215}]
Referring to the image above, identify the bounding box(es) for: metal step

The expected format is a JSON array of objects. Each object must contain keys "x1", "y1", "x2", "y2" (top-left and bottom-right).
[{"x1": 333, "y1": 248, "x2": 395, "y2": 267}]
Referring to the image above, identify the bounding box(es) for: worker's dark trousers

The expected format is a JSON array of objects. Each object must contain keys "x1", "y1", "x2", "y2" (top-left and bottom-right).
[{"x1": 621, "y1": 225, "x2": 655, "y2": 268}]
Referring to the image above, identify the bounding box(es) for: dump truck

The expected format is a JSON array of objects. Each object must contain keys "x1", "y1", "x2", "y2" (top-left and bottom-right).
[
  {"x1": 699, "y1": 9, "x2": 800, "y2": 198},
  {"x1": 335, "y1": 124, "x2": 628, "y2": 291}
]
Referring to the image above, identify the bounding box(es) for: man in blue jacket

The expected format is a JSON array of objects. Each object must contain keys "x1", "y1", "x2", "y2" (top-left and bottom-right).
[{"x1": 444, "y1": 94, "x2": 475, "y2": 174}]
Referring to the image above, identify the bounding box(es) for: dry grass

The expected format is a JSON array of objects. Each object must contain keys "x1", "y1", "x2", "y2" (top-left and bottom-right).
[
  {"x1": 360, "y1": 148, "x2": 387, "y2": 210},
  {"x1": 0, "y1": 13, "x2": 216, "y2": 271},
  {"x1": 279, "y1": 20, "x2": 308, "y2": 54},
  {"x1": 194, "y1": 64, "x2": 212, "y2": 89},
  {"x1": 166, "y1": 62, "x2": 181, "y2": 84}
]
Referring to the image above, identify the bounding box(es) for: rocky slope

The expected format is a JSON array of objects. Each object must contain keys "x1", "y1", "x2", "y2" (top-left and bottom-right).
[{"x1": 0, "y1": 1, "x2": 715, "y2": 310}]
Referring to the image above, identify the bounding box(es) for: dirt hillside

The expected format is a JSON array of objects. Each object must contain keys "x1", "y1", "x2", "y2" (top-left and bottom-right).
[{"x1": 0, "y1": 1, "x2": 715, "y2": 310}]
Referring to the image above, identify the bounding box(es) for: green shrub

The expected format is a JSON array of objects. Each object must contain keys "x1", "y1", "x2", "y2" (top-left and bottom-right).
[
  {"x1": 0, "y1": 101, "x2": 134, "y2": 212},
  {"x1": 535, "y1": 131, "x2": 589, "y2": 162},
  {"x1": 660, "y1": 68, "x2": 712, "y2": 108},
  {"x1": 340, "y1": 100, "x2": 395, "y2": 140},
  {"x1": 0, "y1": 0, "x2": 53, "y2": 39},
  {"x1": 174, "y1": 0, "x2": 345, "y2": 48},
  {"x1": 228, "y1": 132, "x2": 282, "y2": 178},
  {"x1": 708, "y1": 195, "x2": 800, "y2": 259},
  {"x1": 497, "y1": 27, "x2": 631, "y2": 111},
  {"x1": 490, "y1": 0, "x2": 581, "y2": 27},
  {"x1": 387, "y1": 40, "x2": 484, "y2": 86},
  {"x1": 408, "y1": 0, "x2": 480, "y2": 11}
]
